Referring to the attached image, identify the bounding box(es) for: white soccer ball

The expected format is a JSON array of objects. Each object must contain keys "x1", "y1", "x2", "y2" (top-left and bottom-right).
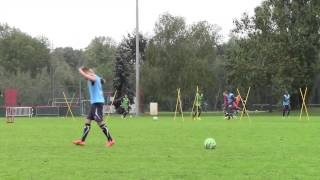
[
  {"x1": 153, "y1": 116, "x2": 158, "y2": 120},
  {"x1": 204, "y1": 138, "x2": 216, "y2": 149}
]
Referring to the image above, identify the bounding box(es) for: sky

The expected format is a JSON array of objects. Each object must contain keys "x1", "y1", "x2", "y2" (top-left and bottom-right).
[{"x1": 0, "y1": 0, "x2": 263, "y2": 49}]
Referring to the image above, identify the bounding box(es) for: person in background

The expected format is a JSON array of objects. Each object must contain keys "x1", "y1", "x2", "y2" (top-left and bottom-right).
[
  {"x1": 223, "y1": 90, "x2": 229, "y2": 119},
  {"x1": 282, "y1": 91, "x2": 290, "y2": 117},
  {"x1": 193, "y1": 90, "x2": 204, "y2": 120},
  {"x1": 121, "y1": 94, "x2": 130, "y2": 119},
  {"x1": 226, "y1": 91, "x2": 236, "y2": 120}
]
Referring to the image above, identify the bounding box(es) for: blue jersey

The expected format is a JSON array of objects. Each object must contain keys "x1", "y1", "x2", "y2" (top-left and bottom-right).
[
  {"x1": 227, "y1": 93, "x2": 235, "y2": 105},
  {"x1": 88, "y1": 75, "x2": 105, "y2": 104},
  {"x1": 283, "y1": 94, "x2": 290, "y2": 106}
]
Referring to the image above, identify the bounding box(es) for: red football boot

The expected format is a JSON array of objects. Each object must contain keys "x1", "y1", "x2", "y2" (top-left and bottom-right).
[
  {"x1": 73, "y1": 140, "x2": 85, "y2": 146},
  {"x1": 106, "y1": 140, "x2": 115, "y2": 147}
]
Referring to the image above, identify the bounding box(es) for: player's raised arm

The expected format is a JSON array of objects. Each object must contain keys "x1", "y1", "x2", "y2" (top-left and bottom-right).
[{"x1": 78, "y1": 67, "x2": 96, "y2": 81}]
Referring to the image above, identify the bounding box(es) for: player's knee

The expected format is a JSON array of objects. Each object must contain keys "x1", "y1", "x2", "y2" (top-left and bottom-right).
[
  {"x1": 97, "y1": 121, "x2": 105, "y2": 128},
  {"x1": 85, "y1": 119, "x2": 92, "y2": 124}
]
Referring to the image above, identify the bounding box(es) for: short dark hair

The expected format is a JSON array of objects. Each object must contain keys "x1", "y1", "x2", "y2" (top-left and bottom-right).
[{"x1": 82, "y1": 67, "x2": 90, "y2": 72}]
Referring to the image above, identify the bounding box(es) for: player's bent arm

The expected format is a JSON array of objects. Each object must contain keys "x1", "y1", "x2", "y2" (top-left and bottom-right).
[{"x1": 78, "y1": 68, "x2": 96, "y2": 81}]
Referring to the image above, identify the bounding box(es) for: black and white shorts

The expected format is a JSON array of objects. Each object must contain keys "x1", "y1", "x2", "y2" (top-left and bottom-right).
[
  {"x1": 283, "y1": 105, "x2": 290, "y2": 111},
  {"x1": 87, "y1": 103, "x2": 104, "y2": 122}
]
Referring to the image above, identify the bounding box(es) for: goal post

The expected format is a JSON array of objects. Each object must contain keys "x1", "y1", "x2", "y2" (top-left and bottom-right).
[{"x1": 6, "y1": 106, "x2": 33, "y2": 123}]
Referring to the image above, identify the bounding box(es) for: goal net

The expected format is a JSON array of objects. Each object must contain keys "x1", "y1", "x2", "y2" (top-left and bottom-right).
[
  {"x1": 35, "y1": 106, "x2": 60, "y2": 116},
  {"x1": 81, "y1": 100, "x2": 113, "y2": 116},
  {"x1": 6, "y1": 106, "x2": 33, "y2": 117}
]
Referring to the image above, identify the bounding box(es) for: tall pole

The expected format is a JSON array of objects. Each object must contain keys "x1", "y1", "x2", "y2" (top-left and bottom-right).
[
  {"x1": 135, "y1": 0, "x2": 140, "y2": 116},
  {"x1": 50, "y1": 41, "x2": 55, "y2": 106},
  {"x1": 78, "y1": 56, "x2": 84, "y2": 114}
]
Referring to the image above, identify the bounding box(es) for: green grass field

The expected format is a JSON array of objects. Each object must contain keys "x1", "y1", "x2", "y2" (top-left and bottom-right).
[{"x1": 1, "y1": 113, "x2": 320, "y2": 180}]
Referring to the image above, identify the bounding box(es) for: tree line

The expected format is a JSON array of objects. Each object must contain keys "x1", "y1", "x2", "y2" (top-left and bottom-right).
[{"x1": 0, "y1": 0, "x2": 319, "y2": 111}]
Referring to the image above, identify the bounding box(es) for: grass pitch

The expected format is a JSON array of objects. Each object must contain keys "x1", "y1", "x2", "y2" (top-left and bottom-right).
[{"x1": 1, "y1": 113, "x2": 320, "y2": 180}]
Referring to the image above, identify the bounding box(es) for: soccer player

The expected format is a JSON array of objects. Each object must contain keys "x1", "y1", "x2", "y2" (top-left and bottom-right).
[
  {"x1": 233, "y1": 94, "x2": 241, "y2": 115},
  {"x1": 223, "y1": 90, "x2": 229, "y2": 118},
  {"x1": 193, "y1": 91, "x2": 203, "y2": 120},
  {"x1": 235, "y1": 95, "x2": 241, "y2": 109},
  {"x1": 120, "y1": 94, "x2": 130, "y2": 119},
  {"x1": 73, "y1": 67, "x2": 115, "y2": 147},
  {"x1": 283, "y1": 91, "x2": 290, "y2": 117},
  {"x1": 226, "y1": 91, "x2": 236, "y2": 119}
]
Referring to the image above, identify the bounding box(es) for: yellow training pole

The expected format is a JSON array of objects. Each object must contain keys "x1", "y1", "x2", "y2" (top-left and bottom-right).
[
  {"x1": 178, "y1": 89, "x2": 184, "y2": 121},
  {"x1": 237, "y1": 87, "x2": 251, "y2": 120},
  {"x1": 174, "y1": 88, "x2": 180, "y2": 121},
  {"x1": 245, "y1": 87, "x2": 251, "y2": 121},
  {"x1": 196, "y1": 86, "x2": 199, "y2": 119},
  {"x1": 106, "y1": 90, "x2": 118, "y2": 120},
  {"x1": 299, "y1": 87, "x2": 310, "y2": 120},
  {"x1": 63, "y1": 92, "x2": 75, "y2": 120},
  {"x1": 191, "y1": 86, "x2": 199, "y2": 119},
  {"x1": 65, "y1": 93, "x2": 75, "y2": 117},
  {"x1": 299, "y1": 88, "x2": 303, "y2": 120},
  {"x1": 174, "y1": 88, "x2": 184, "y2": 121},
  {"x1": 237, "y1": 88, "x2": 245, "y2": 119},
  {"x1": 304, "y1": 87, "x2": 310, "y2": 120}
]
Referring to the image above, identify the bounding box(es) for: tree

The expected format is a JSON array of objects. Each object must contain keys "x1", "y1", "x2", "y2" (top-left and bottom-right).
[
  {"x1": 49, "y1": 47, "x2": 84, "y2": 99},
  {"x1": 0, "y1": 24, "x2": 50, "y2": 77},
  {"x1": 118, "y1": 33, "x2": 147, "y2": 65},
  {"x1": 112, "y1": 54, "x2": 135, "y2": 113},
  {"x1": 142, "y1": 13, "x2": 222, "y2": 110},
  {"x1": 84, "y1": 36, "x2": 117, "y2": 90},
  {"x1": 226, "y1": 0, "x2": 320, "y2": 107},
  {"x1": 112, "y1": 33, "x2": 147, "y2": 112}
]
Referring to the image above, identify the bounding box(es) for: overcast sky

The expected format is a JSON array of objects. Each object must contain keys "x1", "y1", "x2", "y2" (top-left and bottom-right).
[{"x1": 0, "y1": 0, "x2": 263, "y2": 49}]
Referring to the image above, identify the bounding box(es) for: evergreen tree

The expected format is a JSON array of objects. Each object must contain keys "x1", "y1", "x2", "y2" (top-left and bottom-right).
[{"x1": 113, "y1": 54, "x2": 134, "y2": 113}]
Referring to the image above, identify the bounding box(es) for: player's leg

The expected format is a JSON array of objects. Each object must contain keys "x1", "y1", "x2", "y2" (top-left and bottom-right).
[
  {"x1": 95, "y1": 103, "x2": 114, "y2": 147},
  {"x1": 197, "y1": 106, "x2": 202, "y2": 120},
  {"x1": 229, "y1": 104, "x2": 234, "y2": 119},
  {"x1": 83, "y1": 119, "x2": 92, "y2": 139},
  {"x1": 282, "y1": 105, "x2": 286, "y2": 117},
  {"x1": 194, "y1": 107, "x2": 198, "y2": 120},
  {"x1": 225, "y1": 105, "x2": 231, "y2": 120},
  {"x1": 123, "y1": 108, "x2": 128, "y2": 118},
  {"x1": 233, "y1": 103, "x2": 239, "y2": 116},
  {"x1": 121, "y1": 108, "x2": 125, "y2": 119},
  {"x1": 97, "y1": 121, "x2": 113, "y2": 141},
  {"x1": 192, "y1": 107, "x2": 196, "y2": 118},
  {"x1": 73, "y1": 105, "x2": 95, "y2": 145},
  {"x1": 223, "y1": 105, "x2": 228, "y2": 119},
  {"x1": 286, "y1": 105, "x2": 290, "y2": 116},
  {"x1": 73, "y1": 119, "x2": 92, "y2": 145}
]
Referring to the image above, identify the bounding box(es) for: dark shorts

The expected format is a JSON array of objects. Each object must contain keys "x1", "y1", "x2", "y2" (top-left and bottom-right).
[
  {"x1": 283, "y1": 105, "x2": 290, "y2": 111},
  {"x1": 87, "y1": 103, "x2": 104, "y2": 122}
]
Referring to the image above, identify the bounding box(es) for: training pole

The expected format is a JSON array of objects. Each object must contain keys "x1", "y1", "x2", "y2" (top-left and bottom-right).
[
  {"x1": 178, "y1": 89, "x2": 184, "y2": 121},
  {"x1": 299, "y1": 87, "x2": 310, "y2": 120},
  {"x1": 135, "y1": 0, "x2": 140, "y2": 116},
  {"x1": 62, "y1": 92, "x2": 75, "y2": 120},
  {"x1": 191, "y1": 86, "x2": 199, "y2": 119},
  {"x1": 196, "y1": 86, "x2": 199, "y2": 119},
  {"x1": 174, "y1": 88, "x2": 179, "y2": 121},
  {"x1": 106, "y1": 90, "x2": 118, "y2": 120},
  {"x1": 65, "y1": 93, "x2": 75, "y2": 118},
  {"x1": 174, "y1": 88, "x2": 184, "y2": 121},
  {"x1": 237, "y1": 87, "x2": 251, "y2": 120}
]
